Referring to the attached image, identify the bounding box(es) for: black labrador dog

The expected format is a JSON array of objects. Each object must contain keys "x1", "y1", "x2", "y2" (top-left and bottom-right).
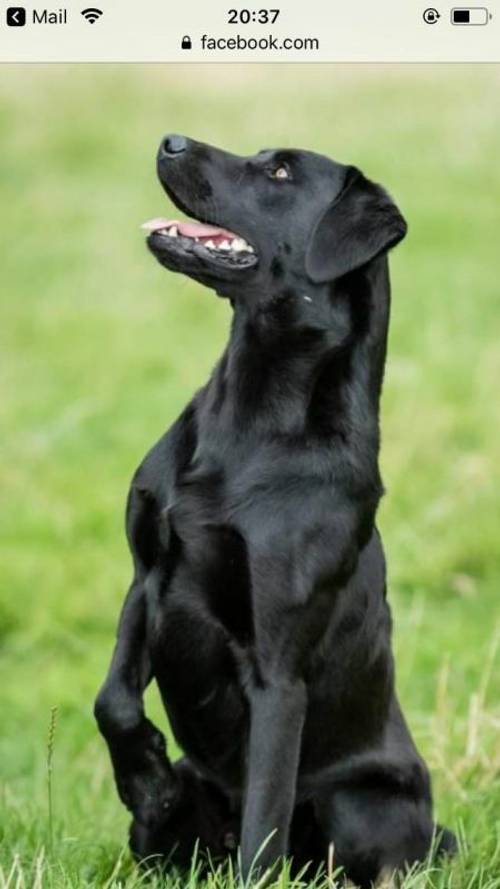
[{"x1": 95, "y1": 136, "x2": 456, "y2": 885}]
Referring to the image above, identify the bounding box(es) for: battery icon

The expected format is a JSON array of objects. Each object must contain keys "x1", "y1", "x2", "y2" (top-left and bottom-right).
[{"x1": 451, "y1": 7, "x2": 491, "y2": 24}]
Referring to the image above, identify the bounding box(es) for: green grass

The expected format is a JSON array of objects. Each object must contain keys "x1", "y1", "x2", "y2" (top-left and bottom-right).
[{"x1": 0, "y1": 65, "x2": 499, "y2": 887}]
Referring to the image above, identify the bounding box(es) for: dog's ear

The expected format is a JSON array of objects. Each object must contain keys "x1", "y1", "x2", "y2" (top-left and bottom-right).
[{"x1": 306, "y1": 167, "x2": 407, "y2": 283}]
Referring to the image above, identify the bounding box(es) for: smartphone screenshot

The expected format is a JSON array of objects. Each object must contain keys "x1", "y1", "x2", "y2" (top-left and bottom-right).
[{"x1": 1, "y1": 3, "x2": 498, "y2": 887}]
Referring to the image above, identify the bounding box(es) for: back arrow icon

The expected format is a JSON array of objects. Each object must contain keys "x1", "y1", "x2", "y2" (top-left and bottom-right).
[{"x1": 7, "y1": 7, "x2": 27, "y2": 26}]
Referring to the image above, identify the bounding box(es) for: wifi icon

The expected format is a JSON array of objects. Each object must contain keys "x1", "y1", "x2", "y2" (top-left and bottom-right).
[{"x1": 81, "y1": 7, "x2": 103, "y2": 23}]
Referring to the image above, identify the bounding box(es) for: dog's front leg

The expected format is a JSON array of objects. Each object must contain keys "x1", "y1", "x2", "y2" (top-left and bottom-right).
[
  {"x1": 239, "y1": 512, "x2": 349, "y2": 883},
  {"x1": 240, "y1": 545, "x2": 309, "y2": 880},
  {"x1": 241, "y1": 675, "x2": 307, "y2": 882},
  {"x1": 94, "y1": 579, "x2": 179, "y2": 827}
]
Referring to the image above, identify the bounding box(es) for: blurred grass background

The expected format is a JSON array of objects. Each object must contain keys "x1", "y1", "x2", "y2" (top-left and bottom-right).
[{"x1": 0, "y1": 65, "x2": 499, "y2": 886}]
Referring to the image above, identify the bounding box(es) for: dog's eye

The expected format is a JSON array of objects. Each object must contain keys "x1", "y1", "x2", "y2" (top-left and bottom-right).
[{"x1": 270, "y1": 165, "x2": 291, "y2": 181}]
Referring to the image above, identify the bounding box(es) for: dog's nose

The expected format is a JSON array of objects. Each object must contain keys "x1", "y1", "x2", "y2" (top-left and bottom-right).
[{"x1": 161, "y1": 134, "x2": 188, "y2": 157}]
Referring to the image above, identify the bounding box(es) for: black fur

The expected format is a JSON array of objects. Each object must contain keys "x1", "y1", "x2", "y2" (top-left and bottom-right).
[{"x1": 95, "y1": 137, "x2": 456, "y2": 885}]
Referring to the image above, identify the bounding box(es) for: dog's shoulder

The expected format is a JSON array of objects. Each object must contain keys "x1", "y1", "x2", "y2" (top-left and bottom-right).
[
  {"x1": 124, "y1": 396, "x2": 201, "y2": 568},
  {"x1": 127, "y1": 395, "x2": 200, "y2": 506}
]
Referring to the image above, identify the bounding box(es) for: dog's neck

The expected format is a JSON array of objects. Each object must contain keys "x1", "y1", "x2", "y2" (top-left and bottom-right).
[{"x1": 206, "y1": 257, "x2": 391, "y2": 451}]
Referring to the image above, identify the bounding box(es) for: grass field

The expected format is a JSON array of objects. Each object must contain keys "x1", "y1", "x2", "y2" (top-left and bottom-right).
[{"x1": 0, "y1": 65, "x2": 499, "y2": 887}]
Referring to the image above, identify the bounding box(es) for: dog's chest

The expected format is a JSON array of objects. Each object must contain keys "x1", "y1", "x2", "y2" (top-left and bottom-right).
[
  {"x1": 169, "y1": 439, "x2": 258, "y2": 532},
  {"x1": 166, "y1": 456, "x2": 239, "y2": 574},
  {"x1": 170, "y1": 457, "x2": 226, "y2": 534},
  {"x1": 160, "y1": 454, "x2": 256, "y2": 640}
]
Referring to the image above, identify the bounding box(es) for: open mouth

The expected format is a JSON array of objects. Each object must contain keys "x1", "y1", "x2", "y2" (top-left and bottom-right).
[{"x1": 142, "y1": 217, "x2": 258, "y2": 269}]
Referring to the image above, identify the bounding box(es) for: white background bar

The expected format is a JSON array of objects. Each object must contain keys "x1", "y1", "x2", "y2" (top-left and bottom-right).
[{"x1": 0, "y1": 0, "x2": 498, "y2": 62}]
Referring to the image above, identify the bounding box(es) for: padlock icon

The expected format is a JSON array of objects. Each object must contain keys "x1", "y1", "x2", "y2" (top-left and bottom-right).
[{"x1": 181, "y1": 35, "x2": 192, "y2": 50}]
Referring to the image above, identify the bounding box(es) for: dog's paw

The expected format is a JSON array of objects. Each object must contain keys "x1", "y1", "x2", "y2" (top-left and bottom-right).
[
  {"x1": 117, "y1": 763, "x2": 179, "y2": 827},
  {"x1": 113, "y1": 728, "x2": 180, "y2": 827},
  {"x1": 116, "y1": 748, "x2": 180, "y2": 827}
]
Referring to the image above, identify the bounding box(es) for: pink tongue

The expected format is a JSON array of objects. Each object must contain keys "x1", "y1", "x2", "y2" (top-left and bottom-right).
[{"x1": 142, "y1": 218, "x2": 237, "y2": 240}]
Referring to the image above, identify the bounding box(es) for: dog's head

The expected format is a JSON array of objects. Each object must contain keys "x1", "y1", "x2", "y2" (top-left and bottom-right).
[{"x1": 144, "y1": 135, "x2": 407, "y2": 303}]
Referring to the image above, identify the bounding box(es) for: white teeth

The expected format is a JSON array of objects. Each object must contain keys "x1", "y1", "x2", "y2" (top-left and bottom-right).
[
  {"x1": 231, "y1": 237, "x2": 255, "y2": 254},
  {"x1": 151, "y1": 223, "x2": 255, "y2": 256}
]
